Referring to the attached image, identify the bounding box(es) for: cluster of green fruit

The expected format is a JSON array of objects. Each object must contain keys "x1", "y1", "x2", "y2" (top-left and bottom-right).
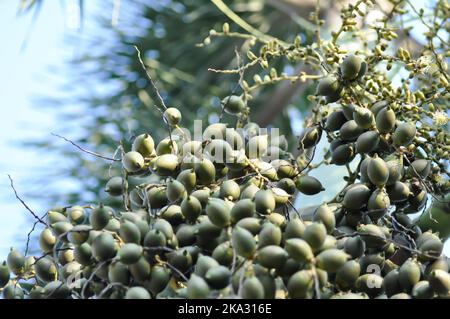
[{"x1": 0, "y1": 85, "x2": 449, "y2": 299}]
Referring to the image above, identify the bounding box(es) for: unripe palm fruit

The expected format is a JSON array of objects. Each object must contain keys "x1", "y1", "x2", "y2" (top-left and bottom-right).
[
  {"x1": 341, "y1": 54, "x2": 363, "y2": 80},
  {"x1": 147, "y1": 265, "x2": 170, "y2": 295},
  {"x1": 285, "y1": 217, "x2": 306, "y2": 239},
  {"x1": 108, "y1": 261, "x2": 130, "y2": 285},
  {"x1": 205, "y1": 198, "x2": 231, "y2": 228},
  {"x1": 336, "y1": 260, "x2": 361, "y2": 290},
  {"x1": 176, "y1": 169, "x2": 196, "y2": 192},
  {"x1": 313, "y1": 204, "x2": 335, "y2": 234},
  {"x1": 342, "y1": 183, "x2": 371, "y2": 209},
  {"x1": 316, "y1": 249, "x2": 349, "y2": 273},
  {"x1": 298, "y1": 126, "x2": 322, "y2": 149},
  {"x1": 51, "y1": 221, "x2": 73, "y2": 242},
  {"x1": 302, "y1": 223, "x2": 327, "y2": 251},
  {"x1": 129, "y1": 256, "x2": 151, "y2": 283},
  {"x1": 340, "y1": 120, "x2": 364, "y2": 141},
  {"x1": 166, "y1": 179, "x2": 186, "y2": 202},
  {"x1": 35, "y1": 257, "x2": 57, "y2": 283},
  {"x1": 375, "y1": 107, "x2": 396, "y2": 133},
  {"x1": 344, "y1": 236, "x2": 365, "y2": 259},
  {"x1": 325, "y1": 110, "x2": 347, "y2": 131},
  {"x1": 163, "y1": 107, "x2": 182, "y2": 125},
  {"x1": 288, "y1": 270, "x2": 315, "y2": 299},
  {"x1": 407, "y1": 159, "x2": 431, "y2": 179},
  {"x1": 74, "y1": 242, "x2": 92, "y2": 266},
  {"x1": 0, "y1": 261, "x2": 10, "y2": 288},
  {"x1": 355, "y1": 274, "x2": 384, "y2": 297},
  {"x1": 232, "y1": 226, "x2": 256, "y2": 259},
  {"x1": 412, "y1": 281, "x2": 434, "y2": 299},
  {"x1": 367, "y1": 189, "x2": 390, "y2": 220},
  {"x1": 240, "y1": 276, "x2": 264, "y2": 299},
  {"x1": 90, "y1": 205, "x2": 113, "y2": 230},
  {"x1": 125, "y1": 286, "x2": 151, "y2": 299},
  {"x1": 254, "y1": 190, "x2": 276, "y2": 215},
  {"x1": 118, "y1": 243, "x2": 143, "y2": 265},
  {"x1": 194, "y1": 254, "x2": 219, "y2": 277},
  {"x1": 357, "y1": 224, "x2": 387, "y2": 249},
  {"x1": 194, "y1": 157, "x2": 216, "y2": 185},
  {"x1": 205, "y1": 265, "x2": 231, "y2": 289},
  {"x1": 386, "y1": 181, "x2": 410, "y2": 202},
  {"x1": 119, "y1": 220, "x2": 141, "y2": 244},
  {"x1": 47, "y1": 210, "x2": 67, "y2": 224},
  {"x1": 39, "y1": 227, "x2": 57, "y2": 253},
  {"x1": 154, "y1": 154, "x2": 178, "y2": 176},
  {"x1": 371, "y1": 100, "x2": 389, "y2": 117},
  {"x1": 367, "y1": 155, "x2": 389, "y2": 187},
  {"x1": 92, "y1": 232, "x2": 117, "y2": 261},
  {"x1": 356, "y1": 131, "x2": 379, "y2": 154},
  {"x1": 105, "y1": 176, "x2": 127, "y2": 197},
  {"x1": 2, "y1": 284, "x2": 24, "y2": 299},
  {"x1": 160, "y1": 204, "x2": 183, "y2": 226},
  {"x1": 230, "y1": 199, "x2": 255, "y2": 224},
  {"x1": 147, "y1": 186, "x2": 168, "y2": 209},
  {"x1": 219, "y1": 180, "x2": 240, "y2": 201},
  {"x1": 398, "y1": 258, "x2": 421, "y2": 292},
  {"x1": 180, "y1": 196, "x2": 202, "y2": 224},
  {"x1": 316, "y1": 76, "x2": 340, "y2": 97},
  {"x1": 187, "y1": 274, "x2": 210, "y2": 299},
  {"x1": 222, "y1": 95, "x2": 245, "y2": 115},
  {"x1": 330, "y1": 143, "x2": 355, "y2": 165},
  {"x1": 393, "y1": 122, "x2": 416, "y2": 147},
  {"x1": 428, "y1": 269, "x2": 450, "y2": 296},
  {"x1": 156, "y1": 138, "x2": 178, "y2": 155},
  {"x1": 247, "y1": 135, "x2": 268, "y2": 158},
  {"x1": 43, "y1": 281, "x2": 71, "y2": 299},
  {"x1": 353, "y1": 107, "x2": 375, "y2": 129},
  {"x1": 212, "y1": 242, "x2": 234, "y2": 266},
  {"x1": 122, "y1": 151, "x2": 145, "y2": 173},
  {"x1": 383, "y1": 269, "x2": 402, "y2": 297},
  {"x1": 257, "y1": 245, "x2": 288, "y2": 270},
  {"x1": 7, "y1": 248, "x2": 25, "y2": 275},
  {"x1": 284, "y1": 238, "x2": 314, "y2": 263},
  {"x1": 386, "y1": 159, "x2": 404, "y2": 186},
  {"x1": 132, "y1": 133, "x2": 155, "y2": 158},
  {"x1": 295, "y1": 175, "x2": 325, "y2": 195},
  {"x1": 416, "y1": 194, "x2": 450, "y2": 240}
]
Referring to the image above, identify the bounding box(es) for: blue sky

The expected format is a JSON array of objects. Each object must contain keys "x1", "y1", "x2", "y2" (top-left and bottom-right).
[{"x1": 0, "y1": 0, "x2": 447, "y2": 259}]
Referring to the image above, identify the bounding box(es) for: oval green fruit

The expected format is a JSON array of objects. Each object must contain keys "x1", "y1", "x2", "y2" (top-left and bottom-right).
[
  {"x1": 166, "y1": 179, "x2": 186, "y2": 202},
  {"x1": 393, "y1": 122, "x2": 416, "y2": 147},
  {"x1": 205, "y1": 265, "x2": 231, "y2": 289},
  {"x1": 187, "y1": 274, "x2": 210, "y2": 299},
  {"x1": 375, "y1": 107, "x2": 396, "y2": 133},
  {"x1": 342, "y1": 183, "x2": 371, "y2": 210},
  {"x1": 132, "y1": 133, "x2": 155, "y2": 158},
  {"x1": 288, "y1": 270, "x2": 315, "y2": 299},
  {"x1": 356, "y1": 130, "x2": 379, "y2": 154},
  {"x1": 7, "y1": 249, "x2": 25, "y2": 275},
  {"x1": 125, "y1": 286, "x2": 151, "y2": 299},
  {"x1": 325, "y1": 110, "x2": 347, "y2": 131},
  {"x1": 118, "y1": 243, "x2": 143, "y2": 265},
  {"x1": 122, "y1": 151, "x2": 145, "y2": 173},
  {"x1": 176, "y1": 169, "x2": 196, "y2": 192},
  {"x1": 230, "y1": 199, "x2": 255, "y2": 224},
  {"x1": 331, "y1": 143, "x2": 355, "y2": 165},
  {"x1": 340, "y1": 120, "x2": 364, "y2": 141},
  {"x1": 222, "y1": 95, "x2": 245, "y2": 115},
  {"x1": 105, "y1": 176, "x2": 127, "y2": 197},
  {"x1": 313, "y1": 204, "x2": 335, "y2": 234},
  {"x1": 163, "y1": 107, "x2": 182, "y2": 125},
  {"x1": 254, "y1": 190, "x2": 276, "y2": 215},
  {"x1": 296, "y1": 175, "x2": 324, "y2": 195},
  {"x1": 302, "y1": 223, "x2": 327, "y2": 251},
  {"x1": 316, "y1": 249, "x2": 349, "y2": 273},
  {"x1": 206, "y1": 198, "x2": 231, "y2": 228},
  {"x1": 407, "y1": 159, "x2": 431, "y2": 179},
  {"x1": 232, "y1": 227, "x2": 256, "y2": 259},
  {"x1": 257, "y1": 245, "x2": 288, "y2": 270},
  {"x1": 285, "y1": 238, "x2": 314, "y2": 263},
  {"x1": 367, "y1": 155, "x2": 389, "y2": 187},
  {"x1": 2, "y1": 284, "x2": 24, "y2": 299},
  {"x1": 119, "y1": 220, "x2": 141, "y2": 244},
  {"x1": 92, "y1": 232, "x2": 117, "y2": 261},
  {"x1": 356, "y1": 274, "x2": 384, "y2": 297},
  {"x1": 398, "y1": 258, "x2": 421, "y2": 292},
  {"x1": 336, "y1": 260, "x2": 361, "y2": 290},
  {"x1": 240, "y1": 276, "x2": 264, "y2": 299},
  {"x1": 341, "y1": 54, "x2": 363, "y2": 80},
  {"x1": 194, "y1": 157, "x2": 216, "y2": 185},
  {"x1": 147, "y1": 265, "x2": 170, "y2": 296},
  {"x1": 35, "y1": 257, "x2": 57, "y2": 283},
  {"x1": 90, "y1": 205, "x2": 113, "y2": 230},
  {"x1": 367, "y1": 189, "x2": 390, "y2": 220},
  {"x1": 353, "y1": 107, "x2": 375, "y2": 129}
]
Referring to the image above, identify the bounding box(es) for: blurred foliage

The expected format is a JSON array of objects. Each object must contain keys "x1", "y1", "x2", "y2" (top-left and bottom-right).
[{"x1": 28, "y1": 0, "x2": 318, "y2": 209}]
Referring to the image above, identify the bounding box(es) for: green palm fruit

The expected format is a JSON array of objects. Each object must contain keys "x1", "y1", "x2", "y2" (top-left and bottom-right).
[
  {"x1": 330, "y1": 143, "x2": 355, "y2": 165},
  {"x1": 147, "y1": 265, "x2": 170, "y2": 296},
  {"x1": 356, "y1": 130, "x2": 379, "y2": 154},
  {"x1": 147, "y1": 186, "x2": 168, "y2": 209},
  {"x1": 176, "y1": 169, "x2": 196, "y2": 192},
  {"x1": 270, "y1": 160, "x2": 296, "y2": 179},
  {"x1": 154, "y1": 154, "x2": 178, "y2": 176},
  {"x1": 194, "y1": 157, "x2": 216, "y2": 185},
  {"x1": 240, "y1": 183, "x2": 260, "y2": 200},
  {"x1": 258, "y1": 223, "x2": 282, "y2": 248},
  {"x1": 383, "y1": 269, "x2": 402, "y2": 297},
  {"x1": 105, "y1": 176, "x2": 127, "y2": 197},
  {"x1": 295, "y1": 175, "x2": 325, "y2": 195},
  {"x1": 342, "y1": 183, "x2": 371, "y2": 209},
  {"x1": 43, "y1": 281, "x2": 71, "y2": 299},
  {"x1": 58, "y1": 248, "x2": 74, "y2": 265},
  {"x1": 219, "y1": 180, "x2": 240, "y2": 201},
  {"x1": 143, "y1": 229, "x2": 166, "y2": 248},
  {"x1": 118, "y1": 243, "x2": 143, "y2": 265},
  {"x1": 336, "y1": 260, "x2": 361, "y2": 290},
  {"x1": 342, "y1": 104, "x2": 356, "y2": 120},
  {"x1": 386, "y1": 159, "x2": 404, "y2": 185},
  {"x1": 375, "y1": 107, "x2": 396, "y2": 133},
  {"x1": 205, "y1": 139, "x2": 233, "y2": 163},
  {"x1": 428, "y1": 269, "x2": 450, "y2": 296},
  {"x1": 39, "y1": 228, "x2": 57, "y2": 253},
  {"x1": 175, "y1": 224, "x2": 195, "y2": 247},
  {"x1": 221, "y1": 95, "x2": 245, "y2": 115},
  {"x1": 132, "y1": 133, "x2": 155, "y2": 158},
  {"x1": 285, "y1": 217, "x2": 306, "y2": 239},
  {"x1": 398, "y1": 258, "x2": 421, "y2": 292},
  {"x1": 357, "y1": 224, "x2": 387, "y2": 249},
  {"x1": 67, "y1": 205, "x2": 87, "y2": 225},
  {"x1": 344, "y1": 236, "x2": 366, "y2": 259},
  {"x1": 92, "y1": 232, "x2": 117, "y2": 261},
  {"x1": 230, "y1": 199, "x2": 255, "y2": 224},
  {"x1": 196, "y1": 217, "x2": 222, "y2": 240},
  {"x1": 418, "y1": 238, "x2": 443, "y2": 261},
  {"x1": 425, "y1": 257, "x2": 449, "y2": 276},
  {"x1": 195, "y1": 254, "x2": 219, "y2": 277},
  {"x1": 2, "y1": 284, "x2": 24, "y2": 299},
  {"x1": 277, "y1": 178, "x2": 296, "y2": 195},
  {"x1": 407, "y1": 159, "x2": 431, "y2": 179},
  {"x1": 156, "y1": 138, "x2": 178, "y2": 155},
  {"x1": 356, "y1": 274, "x2": 384, "y2": 297},
  {"x1": 153, "y1": 218, "x2": 174, "y2": 240},
  {"x1": 7, "y1": 248, "x2": 25, "y2": 275},
  {"x1": 51, "y1": 221, "x2": 73, "y2": 242},
  {"x1": 412, "y1": 281, "x2": 434, "y2": 299},
  {"x1": 122, "y1": 151, "x2": 145, "y2": 173},
  {"x1": 163, "y1": 107, "x2": 182, "y2": 125},
  {"x1": 160, "y1": 205, "x2": 184, "y2": 226},
  {"x1": 367, "y1": 155, "x2": 389, "y2": 187},
  {"x1": 353, "y1": 107, "x2": 375, "y2": 129},
  {"x1": 203, "y1": 123, "x2": 227, "y2": 140},
  {"x1": 61, "y1": 261, "x2": 81, "y2": 280},
  {"x1": 417, "y1": 194, "x2": 450, "y2": 240},
  {"x1": 405, "y1": 189, "x2": 427, "y2": 214},
  {"x1": 288, "y1": 270, "x2": 315, "y2": 299},
  {"x1": 232, "y1": 227, "x2": 256, "y2": 259},
  {"x1": 119, "y1": 220, "x2": 141, "y2": 244},
  {"x1": 47, "y1": 210, "x2": 67, "y2": 224},
  {"x1": 35, "y1": 257, "x2": 57, "y2": 282},
  {"x1": 341, "y1": 54, "x2": 363, "y2": 80},
  {"x1": 367, "y1": 189, "x2": 390, "y2": 220},
  {"x1": 302, "y1": 223, "x2": 327, "y2": 251},
  {"x1": 325, "y1": 110, "x2": 347, "y2": 131},
  {"x1": 179, "y1": 198, "x2": 201, "y2": 225},
  {"x1": 166, "y1": 179, "x2": 186, "y2": 202},
  {"x1": 108, "y1": 261, "x2": 130, "y2": 285},
  {"x1": 253, "y1": 160, "x2": 278, "y2": 180},
  {"x1": 187, "y1": 274, "x2": 210, "y2": 299},
  {"x1": 370, "y1": 100, "x2": 388, "y2": 116},
  {"x1": 254, "y1": 190, "x2": 276, "y2": 215},
  {"x1": 386, "y1": 181, "x2": 410, "y2": 202},
  {"x1": 298, "y1": 126, "x2": 322, "y2": 149},
  {"x1": 316, "y1": 249, "x2": 349, "y2": 273},
  {"x1": 340, "y1": 120, "x2": 364, "y2": 141},
  {"x1": 235, "y1": 218, "x2": 261, "y2": 236},
  {"x1": 316, "y1": 75, "x2": 341, "y2": 98},
  {"x1": 125, "y1": 286, "x2": 151, "y2": 299},
  {"x1": 74, "y1": 242, "x2": 92, "y2": 266},
  {"x1": 90, "y1": 205, "x2": 113, "y2": 230},
  {"x1": 129, "y1": 257, "x2": 151, "y2": 283},
  {"x1": 284, "y1": 238, "x2": 314, "y2": 263},
  {"x1": 212, "y1": 242, "x2": 234, "y2": 266},
  {"x1": 257, "y1": 245, "x2": 288, "y2": 269},
  {"x1": 0, "y1": 261, "x2": 10, "y2": 288},
  {"x1": 240, "y1": 276, "x2": 264, "y2": 299},
  {"x1": 313, "y1": 204, "x2": 335, "y2": 234},
  {"x1": 247, "y1": 135, "x2": 268, "y2": 158},
  {"x1": 205, "y1": 265, "x2": 231, "y2": 289},
  {"x1": 168, "y1": 249, "x2": 192, "y2": 274},
  {"x1": 206, "y1": 198, "x2": 231, "y2": 228},
  {"x1": 393, "y1": 122, "x2": 416, "y2": 147}
]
